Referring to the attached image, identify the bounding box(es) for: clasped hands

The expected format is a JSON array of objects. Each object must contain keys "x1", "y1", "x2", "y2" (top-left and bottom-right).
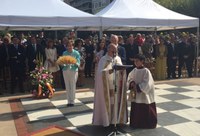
[{"x1": 129, "y1": 81, "x2": 137, "y2": 90}]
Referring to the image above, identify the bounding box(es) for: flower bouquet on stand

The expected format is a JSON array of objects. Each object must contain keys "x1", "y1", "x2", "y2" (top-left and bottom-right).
[{"x1": 30, "y1": 53, "x2": 55, "y2": 98}]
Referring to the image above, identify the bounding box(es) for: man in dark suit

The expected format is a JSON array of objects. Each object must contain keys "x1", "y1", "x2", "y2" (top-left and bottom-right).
[
  {"x1": 84, "y1": 36, "x2": 95, "y2": 77},
  {"x1": 166, "y1": 35, "x2": 179, "y2": 79},
  {"x1": 57, "y1": 36, "x2": 68, "y2": 57},
  {"x1": 177, "y1": 35, "x2": 187, "y2": 78},
  {"x1": 38, "y1": 31, "x2": 47, "y2": 48},
  {"x1": 125, "y1": 34, "x2": 139, "y2": 75},
  {"x1": 178, "y1": 35, "x2": 196, "y2": 78},
  {"x1": 8, "y1": 37, "x2": 26, "y2": 94},
  {"x1": 26, "y1": 36, "x2": 45, "y2": 72},
  {"x1": 0, "y1": 36, "x2": 10, "y2": 94}
]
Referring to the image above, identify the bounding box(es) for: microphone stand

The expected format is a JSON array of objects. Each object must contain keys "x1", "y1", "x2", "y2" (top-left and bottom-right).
[{"x1": 108, "y1": 54, "x2": 125, "y2": 136}]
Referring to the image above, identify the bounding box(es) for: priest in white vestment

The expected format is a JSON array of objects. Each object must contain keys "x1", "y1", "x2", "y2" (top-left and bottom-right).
[{"x1": 92, "y1": 43, "x2": 128, "y2": 127}]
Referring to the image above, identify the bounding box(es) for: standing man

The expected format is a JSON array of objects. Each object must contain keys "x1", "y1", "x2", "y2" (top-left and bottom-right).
[
  {"x1": 62, "y1": 40, "x2": 80, "y2": 107},
  {"x1": 166, "y1": 34, "x2": 179, "y2": 79},
  {"x1": 103, "y1": 35, "x2": 126, "y2": 65},
  {"x1": 8, "y1": 36, "x2": 26, "y2": 94},
  {"x1": 92, "y1": 43, "x2": 128, "y2": 127},
  {"x1": 0, "y1": 36, "x2": 10, "y2": 94},
  {"x1": 57, "y1": 36, "x2": 68, "y2": 57},
  {"x1": 84, "y1": 36, "x2": 94, "y2": 77},
  {"x1": 110, "y1": 35, "x2": 126, "y2": 65},
  {"x1": 38, "y1": 31, "x2": 46, "y2": 48},
  {"x1": 177, "y1": 34, "x2": 187, "y2": 78},
  {"x1": 125, "y1": 34, "x2": 139, "y2": 75},
  {"x1": 26, "y1": 36, "x2": 45, "y2": 72},
  {"x1": 180, "y1": 35, "x2": 196, "y2": 78}
]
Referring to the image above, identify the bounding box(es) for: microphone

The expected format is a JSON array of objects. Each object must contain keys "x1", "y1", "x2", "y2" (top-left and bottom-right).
[{"x1": 112, "y1": 51, "x2": 116, "y2": 58}]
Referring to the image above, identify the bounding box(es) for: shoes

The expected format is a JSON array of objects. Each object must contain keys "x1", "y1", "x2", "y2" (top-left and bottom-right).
[{"x1": 67, "y1": 104, "x2": 74, "y2": 107}]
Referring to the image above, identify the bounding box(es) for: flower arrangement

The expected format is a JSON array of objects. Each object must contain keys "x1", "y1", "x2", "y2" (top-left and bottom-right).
[
  {"x1": 56, "y1": 55, "x2": 77, "y2": 65},
  {"x1": 30, "y1": 53, "x2": 55, "y2": 98}
]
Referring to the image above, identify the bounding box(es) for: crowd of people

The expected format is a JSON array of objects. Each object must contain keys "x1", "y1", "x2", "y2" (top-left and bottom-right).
[
  {"x1": 92, "y1": 32, "x2": 197, "y2": 128},
  {"x1": 0, "y1": 31, "x2": 199, "y2": 129},
  {"x1": 93, "y1": 43, "x2": 157, "y2": 128},
  {"x1": 0, "y1": 31, "x2": 198, "y2": 94}
]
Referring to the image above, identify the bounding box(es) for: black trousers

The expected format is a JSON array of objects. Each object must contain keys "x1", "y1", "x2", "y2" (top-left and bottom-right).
[
  {"x1": 84, "y1": 58, "x2": 93, "y2": 77},
  {"x1": 0, "y1": 66, "x2": 7, "y2": 91},
  {"x1": 167, "y1": 58, "x2": 177, "y2": 78},
  {"x1": 10, "y1": 65, "x2": 25, "y2": 93},
  {"x1": 178, "y1": 58, "x2": 194, "y2": 77}
]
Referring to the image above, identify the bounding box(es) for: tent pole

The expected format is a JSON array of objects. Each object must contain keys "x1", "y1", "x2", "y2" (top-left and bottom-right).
[
  {"x1": 5, "y1": 27, "x2": 9, "y2": 33},
  {"x1": 99, "y1": 26, "x2": 103, "y2": 39},
  {"x1": 73, "y1": 27, "x2": 78, "y2": 38},
  {"x1": 75, "y1": 29, "x2": 77, "y2": 38},
  {"x1": 195, "y1": 27, "x2": 199, "y2": 77},
  {"x1": 55, "y1": 30, "x2": 58, "y2": 39},
  {"x1": 154, "y1": 27, "x2": 157, "y2": 36},
  {"x1": 99, "y1": 17, "x2": 103, "y2": 39}
]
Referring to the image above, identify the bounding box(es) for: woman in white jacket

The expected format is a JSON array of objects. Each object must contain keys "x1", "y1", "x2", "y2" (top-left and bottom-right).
[{"x1": 44, "y1": 39, "x2": 60, "y2": 85}]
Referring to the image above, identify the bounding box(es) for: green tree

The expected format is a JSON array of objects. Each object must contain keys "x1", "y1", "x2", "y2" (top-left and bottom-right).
[{"x1": 154, "y1": 0, "x2": 200, "y2": 18}]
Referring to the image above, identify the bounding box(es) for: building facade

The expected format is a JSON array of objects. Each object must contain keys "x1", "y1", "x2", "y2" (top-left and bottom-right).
[
  {"x1": 92, "y1": 0, "x2": 111, "y2": 14},
  {"x1": 64, "y1": 0, "x2": 113, "y2": 14},
  {"x1": 66, "y1": 0, "x2": 93, "y2": 14},
  {"x1": 64, "y1": 0, "x2": 70, "y2": 4}
]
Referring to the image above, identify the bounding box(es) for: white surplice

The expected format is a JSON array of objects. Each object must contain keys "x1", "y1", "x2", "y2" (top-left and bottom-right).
[
  {"x1": 127, "y1": 67, "x2": 157, "y2": 128},
  {"x1": 127, "y1": 67, "x2": 155, "y2": 104}
]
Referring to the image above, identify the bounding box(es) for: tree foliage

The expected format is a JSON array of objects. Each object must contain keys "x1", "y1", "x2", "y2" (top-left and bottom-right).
[{"x1": 154, "y1": 0, "x2": 200, "y2": 18}]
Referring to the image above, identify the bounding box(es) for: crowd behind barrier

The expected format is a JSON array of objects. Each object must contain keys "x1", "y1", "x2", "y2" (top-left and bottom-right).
[{"x1": 0, "y1": 31, "x2": 199, "y2": 95}]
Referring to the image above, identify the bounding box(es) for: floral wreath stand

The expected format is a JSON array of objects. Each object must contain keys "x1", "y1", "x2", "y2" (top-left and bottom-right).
[
  {"x1": 30, "y1": 53, "x2": 55, "y2": 99},
  {"x1": 32, "y1": 83, "x2": 55, "y2": 99}
]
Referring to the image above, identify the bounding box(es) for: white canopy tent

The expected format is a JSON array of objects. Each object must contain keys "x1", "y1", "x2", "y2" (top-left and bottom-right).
[
  {"x1": 0, "y1": 0, "x2": 100, "y2": 31},
  {"x1": 96, "y1": 0, "x2": 199, "y2": 76},
  {"x1": 96, "y1": 0, "x2": 199, "y2": 31}
]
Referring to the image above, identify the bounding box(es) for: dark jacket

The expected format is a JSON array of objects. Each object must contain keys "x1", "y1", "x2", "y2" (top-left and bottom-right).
[
  {"x1": 26, "y1": 43, "x2": 45, "y2": 71},
  {"x1": 8, "y1": 44, "x2": 26, "y2": 69},
  {"x1": 0, "y1": 43, "x2": 9, "y2": 68}
]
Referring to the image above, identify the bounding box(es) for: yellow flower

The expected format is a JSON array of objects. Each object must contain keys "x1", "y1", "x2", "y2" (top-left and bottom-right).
[{"x1": 56, "y1": 56, "x2": 77, "y2": 65}]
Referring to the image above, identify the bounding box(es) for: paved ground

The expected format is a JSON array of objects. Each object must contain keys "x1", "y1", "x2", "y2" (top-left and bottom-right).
[{"x1": 0, "y1": 77, "x2": 200, "y2": 136}]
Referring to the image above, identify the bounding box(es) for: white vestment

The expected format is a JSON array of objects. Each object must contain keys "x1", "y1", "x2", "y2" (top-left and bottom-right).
[{"x1": 92, "y1": 54, "x2": 128, "y2": 127}]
